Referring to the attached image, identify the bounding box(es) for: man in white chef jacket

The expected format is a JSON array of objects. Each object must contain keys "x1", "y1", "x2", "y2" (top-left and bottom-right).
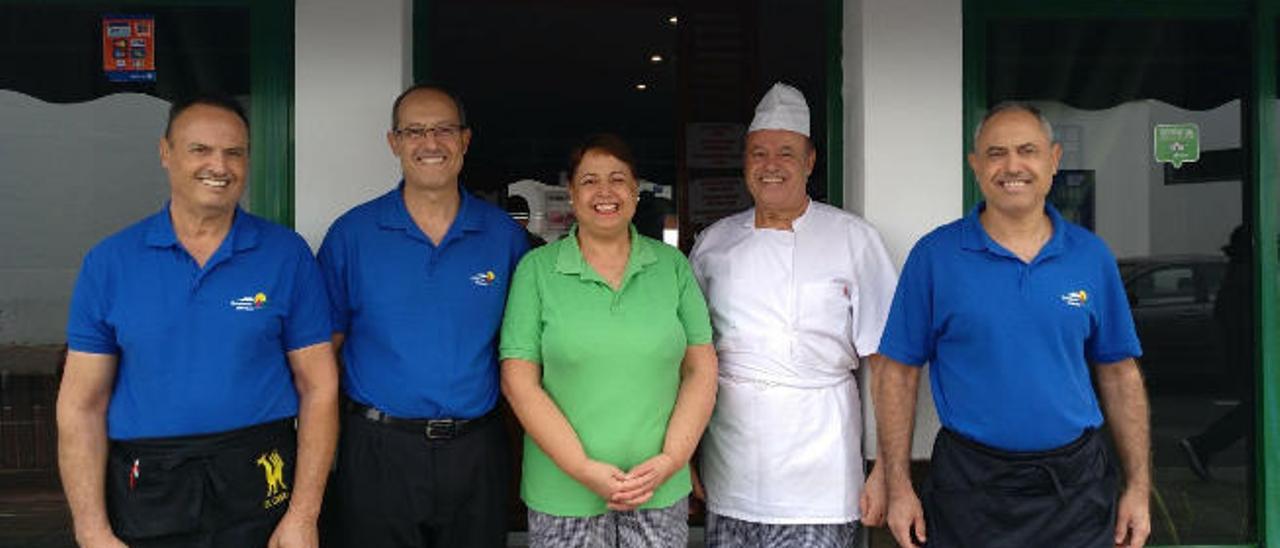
[{"x1": 690, "y1": 82, "x2": 897, "y2": 547}]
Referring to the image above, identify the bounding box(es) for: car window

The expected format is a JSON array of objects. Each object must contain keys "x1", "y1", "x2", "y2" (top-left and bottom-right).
[{"x1": 1131, "y1": 266, "x2": 1197, "y2": 305}]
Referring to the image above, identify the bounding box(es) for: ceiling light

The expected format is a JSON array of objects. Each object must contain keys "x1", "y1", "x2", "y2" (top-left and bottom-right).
[
  {"x1": 667, "y1": 15, "x2": 678, "y2": 25},
  {"x1": 635, "y1": 83, "x2": 648, "y2": 91},
  {"x1": 649, "y1": 54, "x2": 664, "y2": 63}
]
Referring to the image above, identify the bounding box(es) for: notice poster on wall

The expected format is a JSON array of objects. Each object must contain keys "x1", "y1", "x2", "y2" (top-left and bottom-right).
[
  {"x1": 102, "y1": 15, "x2": 156, "y2": 82},
  {"x1": 689, "y1": 176, "x2": 752, "y2": 224},
  {"x1": 686, "y1": 123, "x2": 745, "y2": 169}
]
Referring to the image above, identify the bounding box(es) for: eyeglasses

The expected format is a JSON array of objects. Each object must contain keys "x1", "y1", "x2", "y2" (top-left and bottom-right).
[{"x1": 393, "y1": 124, "x2": 466, "y2": 141}]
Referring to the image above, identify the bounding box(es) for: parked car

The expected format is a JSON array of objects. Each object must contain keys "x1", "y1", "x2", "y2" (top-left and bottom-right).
[{"x1": 1118, "y1": 255, "x2": 1228, "y2": 392}]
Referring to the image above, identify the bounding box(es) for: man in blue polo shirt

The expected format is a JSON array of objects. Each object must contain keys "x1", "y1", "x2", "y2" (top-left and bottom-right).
[
  {"x1": 318, "y1": 84, "x2": 529, "y2": 547},
  {"x1": 874, "y1": 103, "x2": 1151, "y2": 547},
  {"x1": 57, "y1": 95, "x2": 339, "y2": 548}
]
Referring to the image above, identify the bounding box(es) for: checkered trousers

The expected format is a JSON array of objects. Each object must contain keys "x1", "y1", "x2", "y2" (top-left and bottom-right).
[
  {"x1": 527, "y1": 497, "x2": 689, "y2": 548},
  {"x1": 706, "y1": 512, "x2": 859, "y2": 548}
]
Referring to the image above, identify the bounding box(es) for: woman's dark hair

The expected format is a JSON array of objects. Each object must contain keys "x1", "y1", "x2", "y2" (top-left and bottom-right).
[{"x1": 567, "y1": 133, "x2": 637, "y2": 181}]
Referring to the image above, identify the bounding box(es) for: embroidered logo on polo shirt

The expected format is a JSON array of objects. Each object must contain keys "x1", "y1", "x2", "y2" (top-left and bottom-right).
[
  {"x1": 229, "y1": 292, "x2": 268, "y2": 311},
  {"x1": 471, "y1": 271, "x2": 497, "y2": 287},
  {"x1": 1060, "y1": 290, "x2": 1088, "y2": 308}
]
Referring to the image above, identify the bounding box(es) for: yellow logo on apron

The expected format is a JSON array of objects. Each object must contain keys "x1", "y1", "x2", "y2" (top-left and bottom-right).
[{"x1": 256, "y1": 449, "x2": 291, "y2": 509}]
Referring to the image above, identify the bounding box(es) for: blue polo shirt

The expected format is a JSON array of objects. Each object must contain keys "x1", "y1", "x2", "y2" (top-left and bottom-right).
[
  {"x1": 318, "y1": 184, "x2": 529, "y2": 419},
  {"x1": 66, "y1": 206, "x2": 333, "y2": 441},
  {"x1": 878, "y1": 203, "x2": 1142, "y2": 451}
]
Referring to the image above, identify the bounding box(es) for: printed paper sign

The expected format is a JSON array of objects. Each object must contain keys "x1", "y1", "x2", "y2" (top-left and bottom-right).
[{"x1": 102, "y1": 15, "x2": 156, "y2": 82}]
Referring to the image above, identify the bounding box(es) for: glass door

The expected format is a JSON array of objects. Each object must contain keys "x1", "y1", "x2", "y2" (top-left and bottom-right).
[{"x1": 975, "y1": 16, "x2": 1255, "y2": 545}]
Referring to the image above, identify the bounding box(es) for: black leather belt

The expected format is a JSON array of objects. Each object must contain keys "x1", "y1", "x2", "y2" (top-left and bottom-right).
[{"x1": 343, "y1": 399, "x2": 494, "y2": 440}]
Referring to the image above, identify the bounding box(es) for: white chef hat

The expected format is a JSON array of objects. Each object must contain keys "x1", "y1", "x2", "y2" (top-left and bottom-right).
[{"x1": 748, "y1": 82, "x2": 810, "y2": 137}]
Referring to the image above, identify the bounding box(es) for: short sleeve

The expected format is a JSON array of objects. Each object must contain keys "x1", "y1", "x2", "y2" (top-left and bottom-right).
[
  {"x1": 674, "y1": 253, "x2": 713, "y2": 346},
  {"x1": 500, "y1": 254, "x2": 544, "y2": 363},
  {"x1": 1086, "y1": 247, "x2": 1143, "y2": 364},
  {"x1": 316, "y1": 223, "x2": 351, "y2": 335},
  {"x1": 850, "y1": 226, "x2": 899, "y2": 357},
  {"x1": 65, "y1": 249, "x2": 119, "y2": 355},
  {"x1": 284, "y1": 244, "x2": 334, "y2": 351},
  {"x1": 877, "y1": 241, "x2": 935, "y2": 367}
]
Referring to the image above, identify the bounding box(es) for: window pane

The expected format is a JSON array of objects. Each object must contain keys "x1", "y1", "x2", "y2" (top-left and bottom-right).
[
  {"x1": 0, "y1": 5, "x2": 251, "y2": 548},
  {"x1": 987, "y1": 18, "x2": 1255, "y2": 545}
]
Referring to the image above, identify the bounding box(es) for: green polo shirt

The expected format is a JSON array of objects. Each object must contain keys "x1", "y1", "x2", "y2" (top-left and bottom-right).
[{"x1": 500, "y1": 225, "x2": 713, "y2": 517}]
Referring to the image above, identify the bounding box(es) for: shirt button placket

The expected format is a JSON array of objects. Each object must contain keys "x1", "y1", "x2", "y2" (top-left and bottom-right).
[
  {"x1": 186, "y1": 253, "x2": 201, "y2": 296},
  {"x1": 423, "y1": 247, "x2": 435, "y2": 281}
]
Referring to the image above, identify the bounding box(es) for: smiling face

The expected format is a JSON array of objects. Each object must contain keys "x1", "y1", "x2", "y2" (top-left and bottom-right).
[
  {"x1": 569, "y1": 149, "x2": 638, "y2": 237},
  {"x1": 968, "y1": 108, "x2": 1062, "y2": 220},
  {"x1": 159, "y1": 103, "x2": 249, "y2": 217},
  {"x1": 743, "y1": 129, "x2": 815, "y2": 216},
  {"x1": 388, "y1": 88, "x2": 471, "y2": 193}
]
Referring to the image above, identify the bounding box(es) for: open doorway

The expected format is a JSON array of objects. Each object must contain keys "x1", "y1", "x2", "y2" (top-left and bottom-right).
[{"x1": 416, "y1": 0, "x2": 834, "y2": 252}]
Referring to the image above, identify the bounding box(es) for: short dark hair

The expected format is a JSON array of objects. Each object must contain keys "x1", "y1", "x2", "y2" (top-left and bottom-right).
[
  {"x1": 973, "y1": 101, "x2": 1055, "y2": 149},
  {"x1": 165, "y1": 94, "x2": 248, "y2": 139},
  {"x1": 391, "y1": 83, "x2": 468, "y2": 130},
  {"x1": 567, "y1": 133, "x2": 637, "y2": 181}
]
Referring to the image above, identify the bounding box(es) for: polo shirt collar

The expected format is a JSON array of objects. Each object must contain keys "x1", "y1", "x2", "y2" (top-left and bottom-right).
[
  {"x1": 144, "y1": 202, "x2": 260, "y2": 253},
  {"x1": 960, "y1": 201, "x2": 1069, "y2": 261},
  {"x1": 555, "y1": 224, "x2": 658, "y2": 285},
  {"x1": 378, "y1": 181, "x2": 487, "y2": 242}
]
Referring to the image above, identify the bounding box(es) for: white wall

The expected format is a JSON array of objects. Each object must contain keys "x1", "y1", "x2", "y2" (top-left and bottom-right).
[
  {"x1": 295, "y1": 0, "x2": 413, "y2": 250},
  {"x1": 846, "y1": 0, "x2": 961, "y2": 459}
]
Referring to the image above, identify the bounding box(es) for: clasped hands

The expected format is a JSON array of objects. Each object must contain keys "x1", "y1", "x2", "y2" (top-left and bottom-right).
[{"x1": 574, "y1": 452, "x2": 680, "y2": 511}]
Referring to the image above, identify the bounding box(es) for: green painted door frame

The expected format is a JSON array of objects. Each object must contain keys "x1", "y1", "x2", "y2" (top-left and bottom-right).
[
  {"x1": 1252, "y1": 2, "x2": 1279, "y2": 546},
  {"x1": 0, "y1": 0, "x2": 295, "y2": 226},
  {"x1": 246, "y1": 0, "x2": 295, "y2": 227},
  {"x1": 964, "y1": 1, "x2": 1279, "y2": 546},
  {"x1": 824, "y1": 0, "x2": 843, "y2": 208}
]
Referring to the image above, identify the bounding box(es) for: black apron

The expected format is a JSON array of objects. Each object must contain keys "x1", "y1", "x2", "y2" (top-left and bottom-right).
[
  {"x1": 921, "y1": 428, "x2": 1119, "y2": 548},
  {"x1": 106, "y1": 418, "x2": 296, "y2": 546}
]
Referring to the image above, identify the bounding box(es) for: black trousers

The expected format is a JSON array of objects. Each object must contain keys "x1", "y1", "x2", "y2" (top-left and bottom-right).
[
  {"x1": 106, "y1": 418, "x2": 297, "y2": 548},
  {"x1": 920, "y1": 428, "x2": 1119, "y2": 548},
  {"x1": 327, "y1": 408, "x2": 511, "y2": 548}
]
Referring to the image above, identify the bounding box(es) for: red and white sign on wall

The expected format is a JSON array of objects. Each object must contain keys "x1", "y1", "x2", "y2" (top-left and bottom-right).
[{"x1": 102, "y1": 14, "x2": 156, "y2": 82}]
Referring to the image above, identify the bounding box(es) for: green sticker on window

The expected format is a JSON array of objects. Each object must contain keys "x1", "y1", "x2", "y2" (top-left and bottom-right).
[{"x1": 1153, "y1": 123, "x2": 1200, "y2": 168}]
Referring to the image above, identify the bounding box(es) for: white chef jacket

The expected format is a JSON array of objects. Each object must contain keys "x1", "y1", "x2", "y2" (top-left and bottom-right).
[{"x1": 689, "y1": 200, "x2": 897, "y2": 523}]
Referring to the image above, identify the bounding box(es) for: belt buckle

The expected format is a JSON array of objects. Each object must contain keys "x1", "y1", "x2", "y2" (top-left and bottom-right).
[{"x1": 425, "y1": 419, "x2": 457, "y2": 440}]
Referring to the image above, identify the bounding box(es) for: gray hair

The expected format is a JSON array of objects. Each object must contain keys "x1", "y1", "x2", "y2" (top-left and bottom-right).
[{"x1": 973, "y1": 101, "x2": 1055, "y2": 150}]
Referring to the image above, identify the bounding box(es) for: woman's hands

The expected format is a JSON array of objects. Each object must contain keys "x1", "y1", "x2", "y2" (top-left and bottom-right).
[
  {"x1": 572, "y1": 452, "x2": 683, "y2": 511},
  {"x1": 610, "y1": 453, "x2": 680, "y2": 510}
]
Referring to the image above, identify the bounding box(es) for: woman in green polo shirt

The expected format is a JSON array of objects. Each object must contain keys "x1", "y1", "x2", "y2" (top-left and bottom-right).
[{"x1": 500, "y1": 134, "x2": 719, "y2": 548}]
